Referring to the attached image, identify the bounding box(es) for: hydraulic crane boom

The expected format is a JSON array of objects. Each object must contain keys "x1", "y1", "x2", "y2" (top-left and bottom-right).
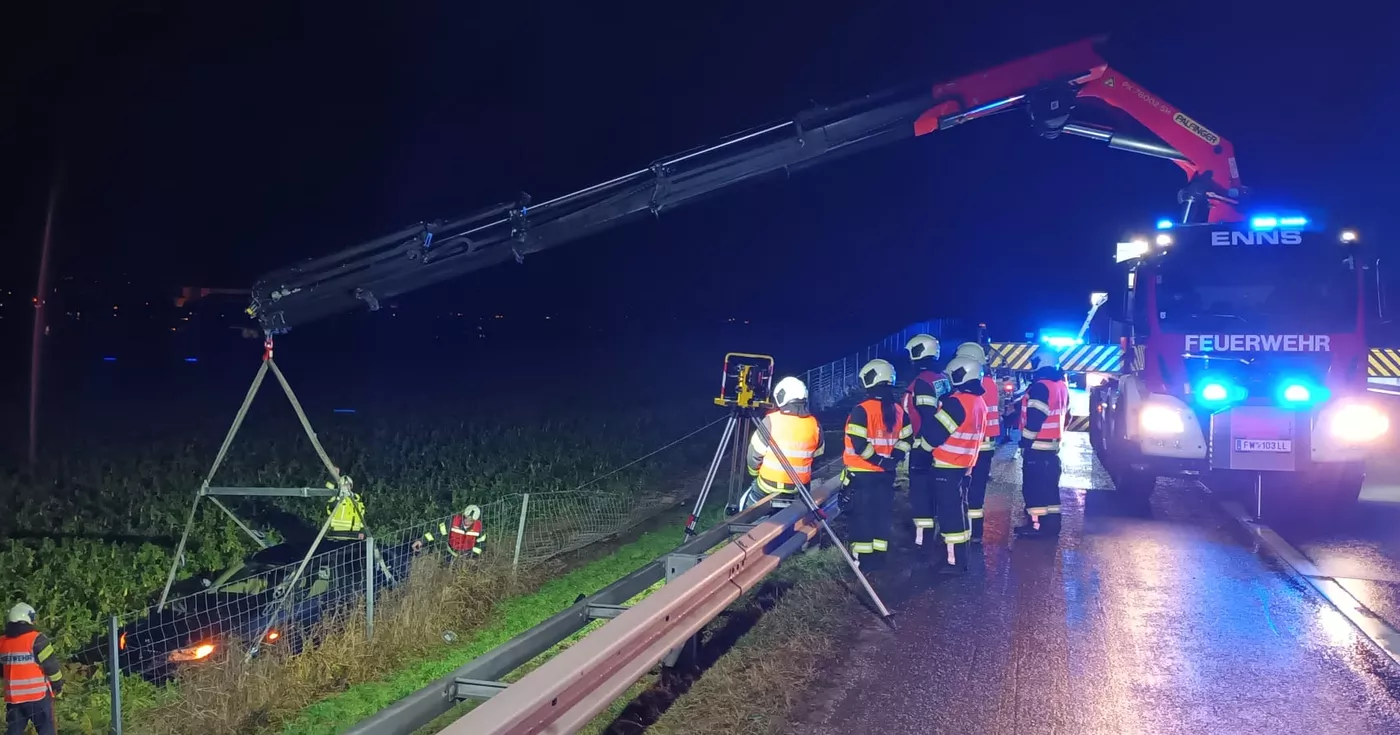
[{"x1": 249, "y1": 36, "x2": 1246, "y2": 334}]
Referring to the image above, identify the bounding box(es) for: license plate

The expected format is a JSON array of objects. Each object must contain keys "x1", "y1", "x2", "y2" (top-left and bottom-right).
[{"x1": 1235, "y1": 439, "x2": 1292, "y2": 453}]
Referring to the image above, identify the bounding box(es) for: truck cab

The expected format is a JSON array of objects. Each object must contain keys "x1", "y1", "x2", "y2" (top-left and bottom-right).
[{"x1": 1090, "y1": 219, "x2": 1388, "y2": 513}]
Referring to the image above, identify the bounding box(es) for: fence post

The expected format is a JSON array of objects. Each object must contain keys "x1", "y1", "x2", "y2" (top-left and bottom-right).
[
  {"x1": 108, "y1": 615, "x2": 122, "y2": 735},
  {"x1": 364, "y1": 536, "x2": 376, "y2": 640},
  {"x1": 512, "y1": 493, "x2": 531, "y2": 570}
]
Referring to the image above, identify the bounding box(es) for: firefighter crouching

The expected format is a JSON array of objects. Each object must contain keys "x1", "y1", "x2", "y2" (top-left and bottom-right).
[
  {"x1": 2, "y1": 603, "x2": 63, "y2": 735},
  {"x1": 412, "y1": 504, "x2": 486, "y2": 558},
  {"x1": 740, "y1": 377, "x2": 824, "y2": 511},
  {"x1": 954, "y1": 342, "x2": 999, "y2": 542},
  {"x1": 842, "y1": 359, "x2": 913, "y2": 570},
  {"x1": 1018, "y1": 360, "x2": 1068, "y2": 537},
  {"x1": 901, "y1": 334, "x2": 946, "y2": 548},
  {"x1": 921, "y1": 356, "x2": 987, "y2": 572}
]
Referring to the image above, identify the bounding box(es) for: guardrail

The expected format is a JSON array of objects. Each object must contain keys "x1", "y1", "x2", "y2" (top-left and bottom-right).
[{"x1": 348, "y1": 474, "x2": 841, "y2": 734}]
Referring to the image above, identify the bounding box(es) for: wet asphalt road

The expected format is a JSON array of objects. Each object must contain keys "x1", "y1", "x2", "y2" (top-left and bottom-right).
[{"x1": 787, "y1": 433, "x2": 1400, "y2": 735}]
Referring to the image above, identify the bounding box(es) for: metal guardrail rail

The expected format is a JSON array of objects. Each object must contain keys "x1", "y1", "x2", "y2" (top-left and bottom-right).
[
  {"x1": 345, "y1": 474, "x2": 841, "y2": 735},
  {"x1": 442, "y1": 476, "x2": 841, "y2": 734}
]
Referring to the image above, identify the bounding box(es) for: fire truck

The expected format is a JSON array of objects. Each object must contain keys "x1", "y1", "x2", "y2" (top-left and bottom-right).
[{"x1": 246, "y1": 37, "x2": 1387, "y2": 510}]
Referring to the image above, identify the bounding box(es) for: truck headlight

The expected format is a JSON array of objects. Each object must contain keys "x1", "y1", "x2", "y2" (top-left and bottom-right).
[
  {"x1": 1140, "y1": 403, "x2": 1186, "y2": 435},
  {"x1": 1328, "y1": 402, "x2": 1389, "y2": 443}
]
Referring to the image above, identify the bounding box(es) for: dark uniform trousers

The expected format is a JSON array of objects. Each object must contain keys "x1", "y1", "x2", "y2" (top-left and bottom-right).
[
  {"x1": 967, "y1": 449, "x2": 995, "y2": 539},
  {"x1": 847, "y1": 470, "x2": 895, "y2": 560},
  {"x1": 6, "y1": 697, "x2": 56, "y2": 735},
  {"x1": 1021, "y1": 450, "x2": 1063, "y2": 534}
]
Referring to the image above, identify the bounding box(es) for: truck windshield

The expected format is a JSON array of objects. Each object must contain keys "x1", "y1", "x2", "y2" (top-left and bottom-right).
[{"x1": 1153, "y1": 251, "x2": 1358, "y2": 334}]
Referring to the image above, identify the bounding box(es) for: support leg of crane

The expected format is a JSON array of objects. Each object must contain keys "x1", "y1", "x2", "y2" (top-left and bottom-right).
[
  {"x1": 748, "y1": 415, "x2": 894, "y2": 623},
  {"x1": 683, "y1": 415, "x2": 740, "y2": 537}
]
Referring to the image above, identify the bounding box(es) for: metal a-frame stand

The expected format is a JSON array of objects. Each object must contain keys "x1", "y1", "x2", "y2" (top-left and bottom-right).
[{"x1": 156, "y1": 338, "x2": 362, "y2": 612}]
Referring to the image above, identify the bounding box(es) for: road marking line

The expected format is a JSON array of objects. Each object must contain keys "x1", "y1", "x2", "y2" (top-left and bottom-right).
[{"x1": 1220, "y1": 500, "x2": 1400, "y2": 669}]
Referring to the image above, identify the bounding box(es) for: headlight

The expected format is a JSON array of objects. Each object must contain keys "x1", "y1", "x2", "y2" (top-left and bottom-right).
[
  {"x1": 1140, "y1": 403, "x2": 1186, "y2": 435},
  {"x1": 169, "y1": 641, "x2": 216, "y2": 662},
  {"x1": 1328, "y1": 402, "x2": 1389, "y2": 443}
]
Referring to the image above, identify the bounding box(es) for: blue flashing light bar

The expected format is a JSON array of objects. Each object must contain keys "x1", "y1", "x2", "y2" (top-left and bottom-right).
[
  {"x1": 1279, "y1": 216, "x2": 1308, "y2": 227},
  {"x1": 1040, "y1": 334, "x2": 1082, "y2": 349},
  {"x1": 1251, "y1": 216, "x2": 1279, "y2": 229},
  {"x1": 184, "y1": 357, "x2": 199, "y2": 363},
  {"x1": 1251, "y1": 214, "x2": 1309, "y2": 230},
  {"x1": 102, "y1": 356, "x2": 117, "y2": 362},
  {"x1": 1155, "y1": 219, "x2": 1174, "y2": 230}
]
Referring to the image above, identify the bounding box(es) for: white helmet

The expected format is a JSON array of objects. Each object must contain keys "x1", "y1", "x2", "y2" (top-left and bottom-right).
[
  {"x1": 945, "y1": 356, "x2": 983, "y2": 386},
  {"x1": 954, "y1": 342, "x2": 986, "y2": 364},
  {"x1": 7, "y1": 603, "x2": 35, "y2": 624},
  {"x1": 772, "y1": 376, "x2": 808, "y2": 408},
  {"x1": 905, "y1": 334, "x2": 940, "y2": 361},
  {"x1": 858, "y1": 359, "x2": 896, "y2": 389},
  {"x1": 461, "y1": 504, "x2": 481, "y2": 521}
]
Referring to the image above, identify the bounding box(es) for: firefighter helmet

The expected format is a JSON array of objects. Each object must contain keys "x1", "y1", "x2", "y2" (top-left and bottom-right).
[
  {"x1": 905, "y1": 334, "x2": 940, "y2": 361},
  {"x1": 945, "y1": 356, "x2": 983, "y2": 386},
  {"x1": 7, "y1": 603, "x2": 36, "y2": 624},
  {"x1": 954, "y1": 342, "x2": 986, "y2": 364},
  {"x1": 772, "y1": 376, "x2": 808, "y2": 408},
  {"x1": 859, "y1": 359, "x2": 896, "y2": 388},
  {"x1": 462, "y1": 504, "x2": 482, "y2": 521}
]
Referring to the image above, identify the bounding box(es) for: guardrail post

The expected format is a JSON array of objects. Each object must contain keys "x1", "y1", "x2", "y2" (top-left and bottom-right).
[
  {"x1": 512, "y1": 493, "x2": 531, "y2": 570},
  {"x1": 365, "y1": 536, "x2": 376, "y2": 640},
  {"x1": 108, "y1": 615, "x2": 122, "y2": 735}
]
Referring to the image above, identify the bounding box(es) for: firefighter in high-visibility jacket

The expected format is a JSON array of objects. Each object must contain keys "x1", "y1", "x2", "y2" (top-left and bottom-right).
[
  {"x1": 325, "y1": 479, "x2": 367, "y2": 542},
  {"x1": 954, "y1": 342, "x2": 1000, "y2": 542},
  {"x1": 741, "y1": 377, "x2": 824, "y2": 511},
  {"x1": 2, "y1": 603, "x2": 62, "y2": 735},
  {"x1": 901, "y1": 334, "x2": 947, "y2": 547},
  {"x1": 842, "y1": 359, "x2": 913, "y2": 569},
  {"x1": 1018, "y1": 361, "x2": 1068, "y2": 537},
  {"x1": 918, "y1": 356, "x2": 987, "y2": 572},
  {"x1": 412, "y1": 505, "x2": 486, "y2": 558}
]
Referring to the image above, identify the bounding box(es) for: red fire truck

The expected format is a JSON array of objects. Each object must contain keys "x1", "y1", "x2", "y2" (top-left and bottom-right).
[{"x1": 246, "y1": 37, "x2": 1388, "y2": 511}]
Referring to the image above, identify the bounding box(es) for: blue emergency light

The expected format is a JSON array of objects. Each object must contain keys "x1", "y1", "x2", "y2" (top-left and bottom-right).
[
  {"x1": 1250, "y1": 214, "x2": 1309, "y2": 230},
  {"x1": 1039, "y1": 334, "x2": 1081, "y2": 349},
  {"x1": 1155, "y1": 219, "x2": 1174, "y2": 230}
]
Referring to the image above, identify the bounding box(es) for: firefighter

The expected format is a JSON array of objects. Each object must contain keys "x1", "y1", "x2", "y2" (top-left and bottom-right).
[
  {"x1": 740, "y1": 376, "x2": 824, "y2": 511},
  {"x1": 922, "y1": 356, "x2": 987, "y2": 572},
  {"x1": 842, "y1": 359, "x2": 913, "y2": 569},
  {"x1": 411, "y1": 504, "x2": 486, "y2": 558},
  {"x1": 902, "y1": 333, "x2": 946, "y2": 547},
  {"x1": 2, "y1": 603, "x2": 62, "y2": 735},
  {"x1": 955, "y1": 341, "x2": 1000, "y2": 542},
  {"x1": 324, "y1": 477, "x2": 367, "y2": 542},
  {"x1": 1018, "y1": 359, "x2": 1068, "y2": 537}
]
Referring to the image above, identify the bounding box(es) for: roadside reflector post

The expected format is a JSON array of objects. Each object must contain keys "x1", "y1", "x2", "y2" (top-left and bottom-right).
[{"x1": 365, "y1": 535, "x2": 376, "y2": 640}]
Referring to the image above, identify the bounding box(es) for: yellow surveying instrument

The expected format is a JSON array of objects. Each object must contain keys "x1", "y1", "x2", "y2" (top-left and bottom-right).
[{"x1": 684, "y1": 352, "x2": 893, "y2": 620}]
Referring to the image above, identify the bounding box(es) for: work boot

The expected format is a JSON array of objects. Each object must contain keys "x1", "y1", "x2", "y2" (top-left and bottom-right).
[
  {"x1": 970, "y1": 518, "x2": 984, "y2": 544},
  {"x1": 937, "y1": 543, "x2": 965, "y2": 574},
  {"x1": 1014, "y1": 523, "x2": 1044, "y2": 539}
]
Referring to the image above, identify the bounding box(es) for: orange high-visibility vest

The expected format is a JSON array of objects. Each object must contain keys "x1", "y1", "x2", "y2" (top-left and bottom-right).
[
  {"x1": 1, "y1": 630, "x2": 49, "y2": 704},
  {"x1": 980, "y1": 375, "x2": 1001, "y2": 446},
  {"x1": 844, "y1": 399, "x2": 905, "y2": 472},
  {"x1": 1024, "y1": 378, "x2": 1067, "y2": 451},
  {"x1": 932, "y1": 392, "x2": 988, "y2": 469},
  {"x1": 757, "y1": 412, "x2": 822, "y2": 491}
]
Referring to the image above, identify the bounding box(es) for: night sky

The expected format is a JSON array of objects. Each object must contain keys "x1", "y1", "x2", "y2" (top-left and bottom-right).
[{"x1": 2, "y1": 1, "x2": 1394, "y2": 341}]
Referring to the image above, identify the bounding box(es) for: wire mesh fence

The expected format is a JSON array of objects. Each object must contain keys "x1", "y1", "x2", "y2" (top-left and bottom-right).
[
  {"x1": 803, "y1": 319, "x2": 976, "y2": 410},
  {"x1": 74, "y1": 320, "x2": 965, "y2": 731}
]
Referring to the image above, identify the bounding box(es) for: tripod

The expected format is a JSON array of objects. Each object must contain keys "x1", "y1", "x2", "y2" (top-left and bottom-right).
[{"x1": 683, "y1": 405, "x2": 893, "y2": 619}]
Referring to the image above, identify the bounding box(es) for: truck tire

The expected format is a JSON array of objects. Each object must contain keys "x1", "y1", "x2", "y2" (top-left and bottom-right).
[
  {"x1": 1320, "y1": 469, "x2": 1364, "y2": 516},
  {"x1": 1114, "y1": 466, "x2": 1156, "y2": 501}
]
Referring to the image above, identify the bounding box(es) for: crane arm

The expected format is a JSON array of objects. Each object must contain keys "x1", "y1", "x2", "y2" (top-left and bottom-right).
[{"x1": 249, "y1": 36, "x2": 1245, "y2": 335}]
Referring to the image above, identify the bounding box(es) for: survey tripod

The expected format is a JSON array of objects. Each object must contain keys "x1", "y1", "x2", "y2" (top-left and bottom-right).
[{"x1": 683, "y1": 354, "x2": 892, "y2": 620}]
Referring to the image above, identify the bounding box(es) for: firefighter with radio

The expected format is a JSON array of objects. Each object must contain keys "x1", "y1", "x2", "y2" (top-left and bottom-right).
[
  {"x1": 1018, "y1": 359, "x2": 1068, "y2": 537},
  {"x1": 412, "y1": 504, "x2": 486, "y2": 558},
  {"x1": 2, "y1": 603, "x2": 63, "y2": 735},
  {"x1": 740, "y1": 376, "x2": 824, "y2": 511},
  {"x1": 919, "y1": 356, "x2": 987, "y2": 572},
  {"x1": 842, "y1": 359, "x2": 913, "y2": 569},
  {"x1": 901, "y1": 334, "x2": 947, "y2": 547},
  {"x1": 954, "y1": 342, "x2": 1000, "y2": 542}
]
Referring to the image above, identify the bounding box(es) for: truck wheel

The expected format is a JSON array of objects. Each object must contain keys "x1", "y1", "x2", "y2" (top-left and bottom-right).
[
  {"x1": 1113, "y1": 465, "x2": 1156, "y2": 501},
  {"x1": 1320, "y1": 471, "x2": 1363, "y2": 516}
]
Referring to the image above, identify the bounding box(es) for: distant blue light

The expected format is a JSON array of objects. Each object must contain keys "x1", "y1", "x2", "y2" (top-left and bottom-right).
[
  {"x1": 1279, "y1": 216, "x2": 1308, "y2": 227},
  {"x1": 184, "y1": 357, "x2": 199, "y2": 363},
  {"x1": 1251, "y1": 216, "x2": 1279, "y2": 229},
  {"x1": 1155, "y1": 219, "x2": 1174, "y2": 230},
  {"x1": 102, "y1": 356, "x2": 117, "y2": 362},
  {"x1": 1201, "y1": 383, "x2": 1228, "y2": 402},
  {"x1": 333, "y1": 408, "x2": 357, "y2": 414}
]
